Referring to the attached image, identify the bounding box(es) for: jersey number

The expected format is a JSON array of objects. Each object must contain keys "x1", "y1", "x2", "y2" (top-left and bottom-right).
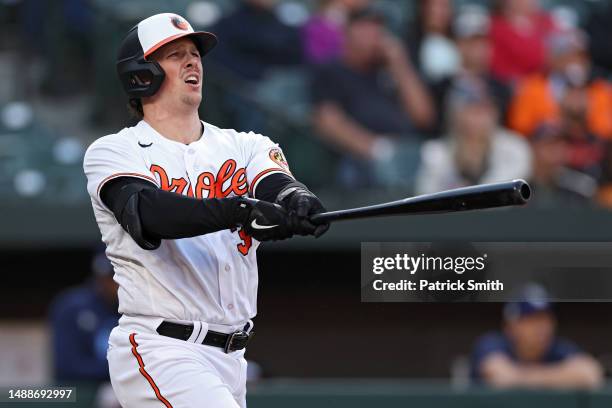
[
  {"x1": 230, "y1": 227, "x2": 252, "y2": 256},
  {"x1": 236, "y1": 228, "x2": 253, "y2": 256}
]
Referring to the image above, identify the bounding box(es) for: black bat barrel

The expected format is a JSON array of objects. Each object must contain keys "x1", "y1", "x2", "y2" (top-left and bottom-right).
[{"x1": 310, "y1": 179, "x2": 532, "y2": 224}]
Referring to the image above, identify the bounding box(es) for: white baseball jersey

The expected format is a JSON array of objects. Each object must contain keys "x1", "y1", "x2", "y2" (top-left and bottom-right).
[{"x1": 84, "y1": 119, "x2": 292, "y2": 326}]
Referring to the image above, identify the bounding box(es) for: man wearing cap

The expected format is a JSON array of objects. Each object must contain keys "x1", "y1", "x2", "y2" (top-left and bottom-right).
[
  {"x1": 49, "y1": 249, "x2": 120, "y2": 384},
  {"x1": 415, "y1": 77, "x2": 531, "y2": 194},
  {"x1": 83, "y1": 12, "x2": 328, "y2": 408},
  {"x1": 431, "y1": 6, "x2": 511, "y2": 128},
  {"x1": 527, "y1": 122, "x2": 597, "y2": 207},
  {"x1": 311, "y1": 7, "x2": 435, "y2": 187},
  {"x1": 470, "y1": 284, "x2": 603, "y2": 389}
]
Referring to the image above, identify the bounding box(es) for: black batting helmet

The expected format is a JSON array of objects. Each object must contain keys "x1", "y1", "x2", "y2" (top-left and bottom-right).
[{"x1": 116, "y1": 13, "x2": 217, "y2": 98}]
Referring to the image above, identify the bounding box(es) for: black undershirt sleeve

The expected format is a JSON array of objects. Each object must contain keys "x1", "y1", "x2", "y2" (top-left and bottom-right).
[
  {"x1": 99, "y1": 173, "x2": 303, "y2": 249},
  {"x1": 100, "y1": 177, "x2": 244, "y2": 241}
]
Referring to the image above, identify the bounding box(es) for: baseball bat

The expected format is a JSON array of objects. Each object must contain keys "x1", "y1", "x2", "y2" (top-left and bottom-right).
[{"x1": 310, "y1": 179, "x2": 531, "y2": 224}]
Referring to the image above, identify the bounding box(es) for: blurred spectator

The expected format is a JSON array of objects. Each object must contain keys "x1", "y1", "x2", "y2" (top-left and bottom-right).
[
  {"x1": 415, "y1": 78, "x2": 530, "y2": 194},
  {"x1": 558, "y1": 87, "x2": 605, "y2": 178},
  {"x1": 312, "y1": 8, "x2": 434, "y2": 187},
  {"x1": 490, "y1": 0, "x2": 557, "y2": 84},
  {"x1": 210, "y1": 0, "x2": 305, "y2": 133},
  {"x1": 302, "y1": 0, "x2": 369, "y2": 65},
  {"x1": 211, "y1": 0, "x2": 303, "y2": 81},
  {"x1": 18, "y1": 0, "x2": 94, "y2": 97},
  {"x1": 528, "y1": 123, "x2": 595, "y2": 207},
  {"x1": 596, "y1": 142, "x2": 612, "y2": 208},
  {"x1": 49, "y1": 249, "x2": 119, "y2": 383},
  {"x1": 431, "y1": 6, "x2": 511, "y2": 131},
  {"x1": 471, "y1": 284, "x2": 603, "y2": 389},
  {"x1": 508, "y1": 29, "x2": 612, "y2": 140},
  {"x1": 405, "y1": 0, "x2": 459, "y2": 83},
  {"x1": 586, "y1": 1, "x2": 612, "y2": 75}
]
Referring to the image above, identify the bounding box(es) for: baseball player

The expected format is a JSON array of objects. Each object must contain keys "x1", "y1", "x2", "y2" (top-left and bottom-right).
[{"x1": 83, "y1": 13, "x2": 329, "y2": 407}]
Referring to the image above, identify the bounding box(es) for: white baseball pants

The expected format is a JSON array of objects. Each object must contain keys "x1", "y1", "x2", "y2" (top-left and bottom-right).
[{"x1": 107, "y1": 317, "x2": 248, "y2": 408}]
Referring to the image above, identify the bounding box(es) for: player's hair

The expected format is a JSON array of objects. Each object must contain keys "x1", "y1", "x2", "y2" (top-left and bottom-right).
[{"x1": 127, "y1": 98, "x2": 144, "y2": 120}]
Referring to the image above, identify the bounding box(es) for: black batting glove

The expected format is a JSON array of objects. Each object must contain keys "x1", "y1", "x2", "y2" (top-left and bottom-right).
[
  {"x1": 276, "y1": 187, "x2": 330, "y2": 238},
  {"x1": 236, "y1": 198, "x2": 294, "y2": 241}
]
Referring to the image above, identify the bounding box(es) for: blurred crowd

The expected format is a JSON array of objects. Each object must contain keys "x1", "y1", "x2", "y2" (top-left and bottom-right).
[
  {"x1": 207, "y1": 0, "x2": 612, "y2": 209},
  {"x1": 5, "y1": 0, "x2": 612, "y2": 209},
  {"x1": 303, "y1": 0, "x2": 612, "y2": 208}
]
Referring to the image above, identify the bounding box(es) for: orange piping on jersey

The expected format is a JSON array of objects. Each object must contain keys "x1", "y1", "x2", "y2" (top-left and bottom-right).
[
  {"x1": 249, "y1": 168, "x2": 293, "y2": 197},
  {"x1": 97, "y1": 173, "x2": 158, "y2": 197},
  {"x1": 129, "y1": 333, "x2": 174, "y2": 408}
]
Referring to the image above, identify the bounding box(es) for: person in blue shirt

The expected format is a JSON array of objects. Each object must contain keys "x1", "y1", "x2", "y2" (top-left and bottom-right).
[
  {"x1": 49, "y1": 249, "x2": 120, "y2": 383},
  {"x1": 471, "y1": 284, "x2": 603, "y2": 389}
]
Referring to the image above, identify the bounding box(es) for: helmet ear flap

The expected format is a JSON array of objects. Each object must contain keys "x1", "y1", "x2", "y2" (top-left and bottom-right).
[{"x1": 117, "y1": 57, "x2": 165, "y2": 98}]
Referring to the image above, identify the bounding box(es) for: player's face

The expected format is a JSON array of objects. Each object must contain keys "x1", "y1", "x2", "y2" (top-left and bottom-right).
[{"x1": 151, "y1": 38, "x2": 203, "y2": 109}]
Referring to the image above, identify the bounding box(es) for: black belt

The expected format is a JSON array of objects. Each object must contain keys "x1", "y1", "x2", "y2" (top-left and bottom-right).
[{"x1": 156, "y1": 321, "x2": 254, "y2": 353}]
